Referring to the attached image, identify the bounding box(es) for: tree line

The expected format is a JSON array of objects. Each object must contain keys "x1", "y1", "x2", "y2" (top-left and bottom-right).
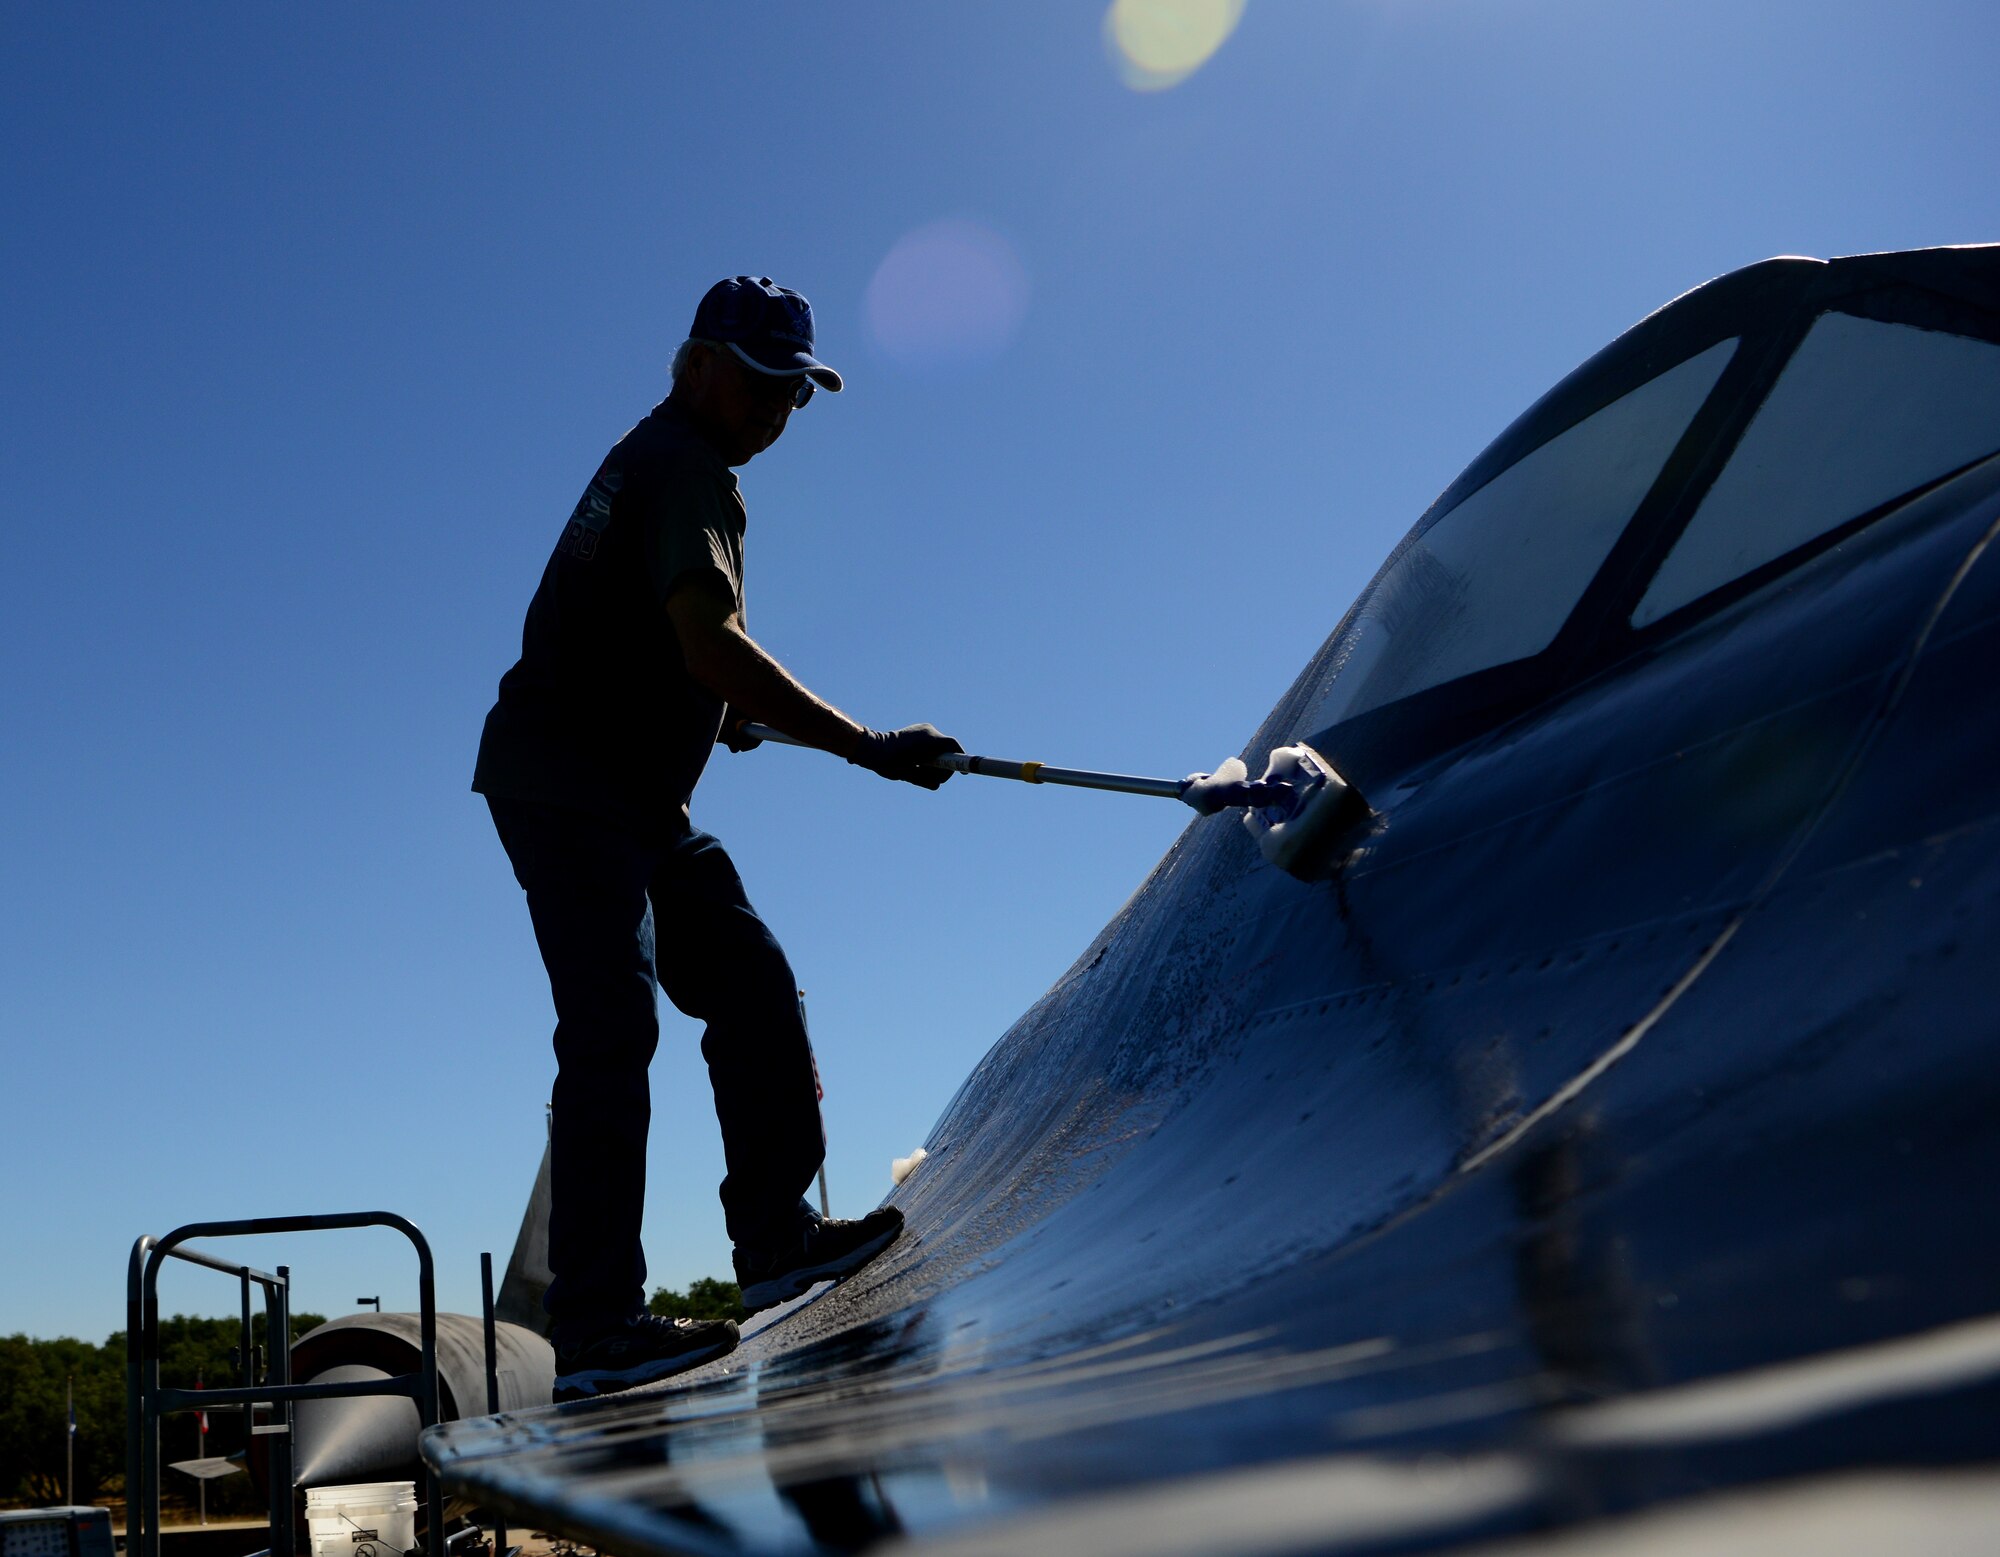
[
  {"x1": 1, "y1": 1313, "x2": 323, "y2": 1516},
  {"x1": 646, "y1": 1278, "x2": 744, "y2": 1323},
  {"x1": 5, "y1": 1284, "x2": 739, "y2": 1514}
]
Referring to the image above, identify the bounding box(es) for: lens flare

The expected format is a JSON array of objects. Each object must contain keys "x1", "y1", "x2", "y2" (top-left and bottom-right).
[
  {"x1": 1105, "y1": 0, "x2": 1246, "y2": 91},
  {"x1": 864, "y1": 219, "x2": 1029, "y2": 375}
]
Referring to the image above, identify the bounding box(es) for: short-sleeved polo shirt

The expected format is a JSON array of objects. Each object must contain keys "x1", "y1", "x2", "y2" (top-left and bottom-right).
[{"x1": 473, "y1": 399, "x2": 747, "y2": 834}]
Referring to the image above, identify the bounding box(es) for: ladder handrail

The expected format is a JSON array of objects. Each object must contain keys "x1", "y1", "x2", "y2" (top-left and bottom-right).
[{"x1": 127, "y1": 1212, "x2": 443, "y2": 1557}]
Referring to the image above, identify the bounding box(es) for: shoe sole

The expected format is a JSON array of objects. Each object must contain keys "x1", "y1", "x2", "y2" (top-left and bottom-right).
[
  {"x1": 552, "y1": 1332, "x2": 739, "y2": 1401},
  {"x1": 740, "y1": 1222, "x2": 902, "y2": 1314}
]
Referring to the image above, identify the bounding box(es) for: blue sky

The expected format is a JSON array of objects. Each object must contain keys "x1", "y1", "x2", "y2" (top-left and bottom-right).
[{"x1": 3, "y1": 2, "x2": 1994, "y2": 1341}]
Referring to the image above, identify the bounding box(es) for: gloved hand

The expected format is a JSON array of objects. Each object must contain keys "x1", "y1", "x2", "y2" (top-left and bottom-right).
[
  {"x1": 718, "y1": 713, "x2": 763, "y2": 753},
  {"x1": 848, "y1": 724, "x2": 963, "y2": 789}
]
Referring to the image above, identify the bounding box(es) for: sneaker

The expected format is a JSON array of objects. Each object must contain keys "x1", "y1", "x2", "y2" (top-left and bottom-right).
[
  {"x1": 553, "y1": 1313, "x2": 740, "y2": 1402},
  {"x1": 733, "y1": 1206, "x2": 905, "y2": 1314}
]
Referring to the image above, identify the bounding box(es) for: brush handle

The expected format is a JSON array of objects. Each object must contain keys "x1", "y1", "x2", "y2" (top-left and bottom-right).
[{"x1": 736, "y1": 722, "x2": 1190, "y2": 800}]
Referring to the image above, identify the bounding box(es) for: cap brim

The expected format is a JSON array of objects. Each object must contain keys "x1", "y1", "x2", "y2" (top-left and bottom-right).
[{"x1": 726, "y1": 340, "x2": 843, "y2": 392}]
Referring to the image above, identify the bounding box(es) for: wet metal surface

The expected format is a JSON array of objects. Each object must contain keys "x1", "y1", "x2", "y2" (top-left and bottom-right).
[{"x1": 425, "y1": 251, "x2": 2000, "y2": 1553}]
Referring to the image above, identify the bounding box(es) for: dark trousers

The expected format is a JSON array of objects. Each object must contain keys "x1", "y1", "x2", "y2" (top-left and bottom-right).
[{"x1": 487, "y1": 796, "x2": 825, "y2": 1332}]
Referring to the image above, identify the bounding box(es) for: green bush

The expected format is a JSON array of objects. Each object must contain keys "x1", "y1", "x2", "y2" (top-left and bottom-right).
[
  {"x1": 0, "y1": 1314, "x2": 322, "y2": 1516},
  {"x1": 646, "y1": 1278, "x2": 745, "y2": 1324}
]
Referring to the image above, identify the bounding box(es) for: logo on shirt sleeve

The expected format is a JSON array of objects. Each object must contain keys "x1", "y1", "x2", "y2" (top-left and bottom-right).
[{"x1": 558, "y1": 466, "x2": 623, "y2": 561}]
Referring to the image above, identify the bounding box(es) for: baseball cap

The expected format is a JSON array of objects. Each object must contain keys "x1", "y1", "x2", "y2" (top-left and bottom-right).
[{"x1": 690, "y1": 276, "x2": 843, "y2": 391}]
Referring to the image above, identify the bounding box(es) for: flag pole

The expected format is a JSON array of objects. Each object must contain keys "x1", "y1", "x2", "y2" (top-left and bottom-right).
[
  {"x1": 65, "y1": 1374, "x2": 73, "y2": 1507},
  {"x1": 196, "y1": 1371, "x2": 206, "y2": 1527}
]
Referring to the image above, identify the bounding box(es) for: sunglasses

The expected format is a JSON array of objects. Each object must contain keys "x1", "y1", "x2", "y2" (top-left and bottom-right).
[{"x1": 771, "y1": 373, "x2": 817, "y2": 411}]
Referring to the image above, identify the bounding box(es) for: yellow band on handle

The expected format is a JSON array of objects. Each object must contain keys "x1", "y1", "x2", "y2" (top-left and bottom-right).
[{"x1": 1019, "y1": 761, "x2": 1044, "y2": 784}]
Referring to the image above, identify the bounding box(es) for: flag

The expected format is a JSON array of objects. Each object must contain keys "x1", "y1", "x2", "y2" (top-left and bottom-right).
[
  {"x1": 196, "y1": 1371, "x2": 207, "y2": 1436},
  {"x1": 67, "y1": 1377, "x2": 75, "y2": 1437}
]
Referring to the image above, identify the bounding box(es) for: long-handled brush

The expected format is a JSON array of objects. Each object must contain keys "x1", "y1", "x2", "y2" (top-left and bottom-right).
[{"x1": 734, "y1": 722, "x2": 1369, "y2": 879}]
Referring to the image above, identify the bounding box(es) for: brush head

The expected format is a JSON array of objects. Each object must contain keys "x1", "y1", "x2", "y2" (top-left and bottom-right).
[
  {"x1": 1178, "y1": 758, "x2": 1308, "y2": 815},
  {"x1": 1241, "y1": 742, "x2": 1369, "y2": 879},
  {"x1": 1177, "y1": 757, "x2": 1251, "y2": 814}
]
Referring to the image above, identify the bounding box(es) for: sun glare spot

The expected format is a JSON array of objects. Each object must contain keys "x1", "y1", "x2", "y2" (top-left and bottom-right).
[
  {"x1": 1105, "y1": 0, "x2": 1246, "y2": 92},
  {"x1": 864, "y1": 219, "x2": 1030, "y2": 375}
]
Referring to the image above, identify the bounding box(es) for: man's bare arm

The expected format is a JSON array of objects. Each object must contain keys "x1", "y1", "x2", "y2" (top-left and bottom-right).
[{"x1": 666, "y1": 576, "x2": 864, "y2": 757}]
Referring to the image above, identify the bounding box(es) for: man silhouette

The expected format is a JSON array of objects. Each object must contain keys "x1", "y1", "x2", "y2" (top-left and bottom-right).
[{"x1": 474, "y1": 276, "x2": 961, "y2": 1400}]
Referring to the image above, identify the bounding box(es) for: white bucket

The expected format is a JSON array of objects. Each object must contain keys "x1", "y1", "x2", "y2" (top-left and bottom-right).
[{"x1": 305, "y1": 1481, "x2": 418, "y2": 1557}]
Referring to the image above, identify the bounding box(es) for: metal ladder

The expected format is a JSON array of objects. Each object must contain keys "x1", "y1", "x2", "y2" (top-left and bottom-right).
[{"x1": 126, "y1": 1212, "x2": 444, "y2": 1557}]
